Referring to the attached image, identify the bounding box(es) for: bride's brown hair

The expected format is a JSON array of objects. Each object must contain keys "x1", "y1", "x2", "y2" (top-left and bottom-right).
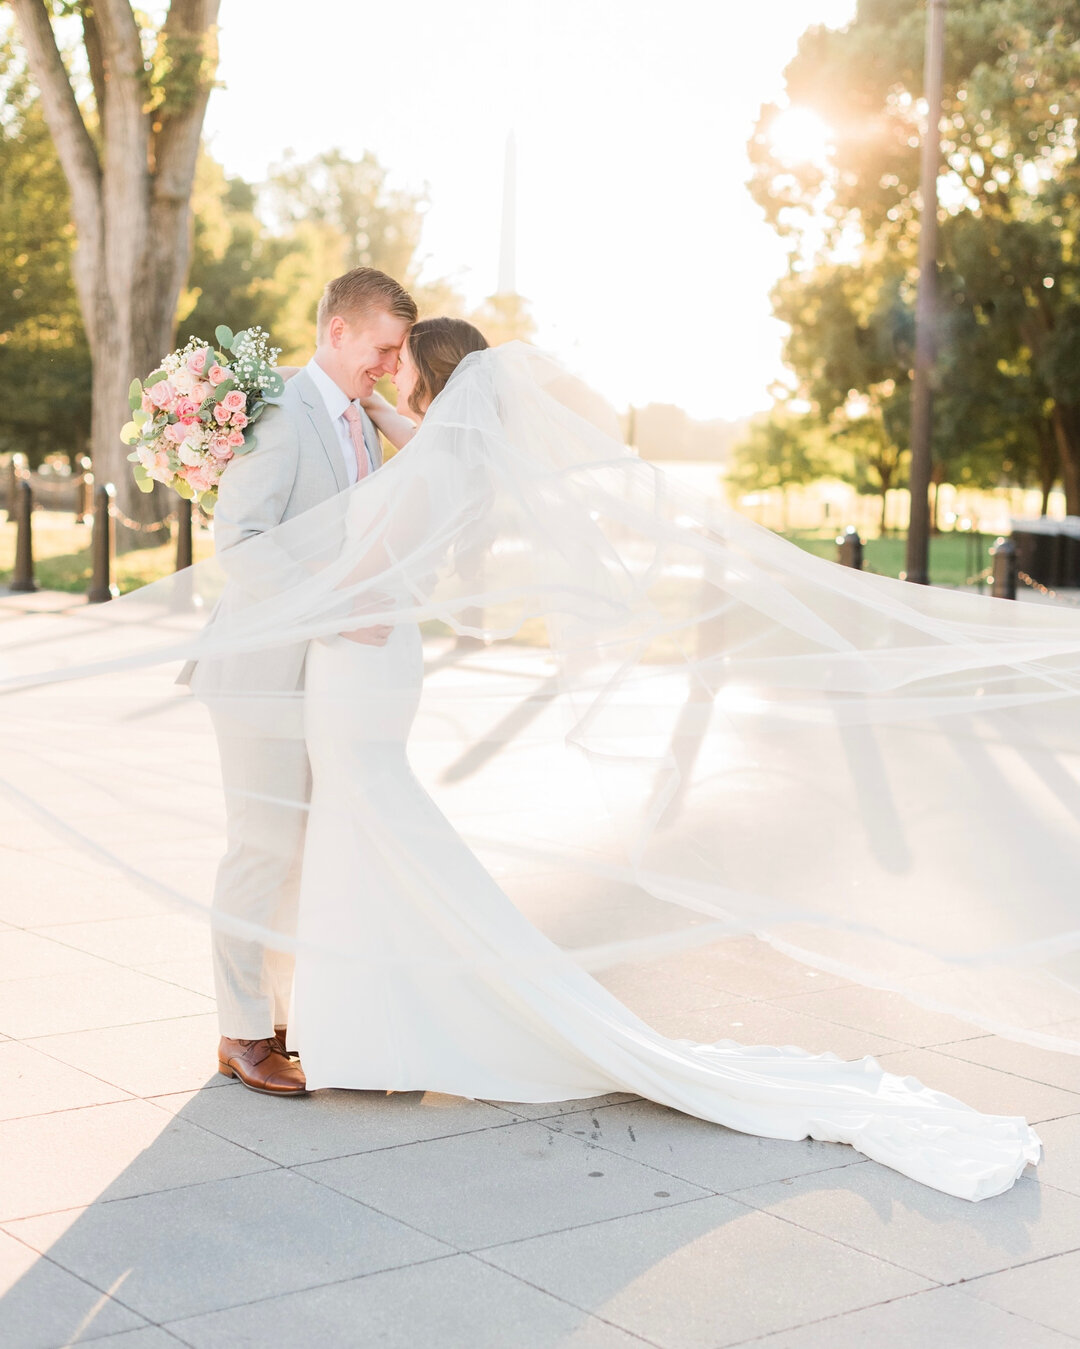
[{"x1": 406, "y1": 317, "x2": 489, "y2": 414}]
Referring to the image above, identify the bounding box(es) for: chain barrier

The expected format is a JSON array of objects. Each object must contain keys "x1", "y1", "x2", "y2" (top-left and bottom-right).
[
  {"x1": 961, "y1": 566, "x2": 993, "y2": 588},
  {"x1": 1017, "y1": 570, "x2": 1080, "y2": 607},
  {"x1": 105, "y1": 501, "x2": 175, "y2": 535}
]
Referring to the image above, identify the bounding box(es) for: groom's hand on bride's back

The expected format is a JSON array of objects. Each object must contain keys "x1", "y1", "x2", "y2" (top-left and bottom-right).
[{"x1": 342, "y1": 624, "x2": 393, "y2": 646}]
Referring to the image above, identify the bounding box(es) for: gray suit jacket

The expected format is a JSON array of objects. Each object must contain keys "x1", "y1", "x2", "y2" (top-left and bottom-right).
[{"x1": 181, "y1": 368, "x2": 381, "y2": 694}]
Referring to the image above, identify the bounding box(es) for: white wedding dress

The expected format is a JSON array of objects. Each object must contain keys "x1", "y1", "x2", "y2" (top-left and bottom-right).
[{"x1": 290, "y1": 623, "x2": 1041, "y2": 1202}]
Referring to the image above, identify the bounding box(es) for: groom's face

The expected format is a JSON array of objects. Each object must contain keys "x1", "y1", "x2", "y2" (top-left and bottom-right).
[{"x1": 330, "y1": 309, "x2": 412, "y2": 400}]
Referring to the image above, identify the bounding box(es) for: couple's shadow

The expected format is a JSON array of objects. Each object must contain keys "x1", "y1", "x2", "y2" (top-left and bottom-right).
[{"x1": 0, "y1": 1069, "x2": 1048, "y2": 1348}]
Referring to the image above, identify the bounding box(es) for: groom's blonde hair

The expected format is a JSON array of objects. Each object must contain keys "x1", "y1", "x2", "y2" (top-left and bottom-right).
[{"x1": 317, "y1": 267, "x2": 417, "y2": 341}]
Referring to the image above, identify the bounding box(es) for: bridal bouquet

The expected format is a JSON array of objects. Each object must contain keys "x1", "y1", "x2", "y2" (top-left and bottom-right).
[{"x1": 121, "y1": 325, "x2": 284, "y2": 514}]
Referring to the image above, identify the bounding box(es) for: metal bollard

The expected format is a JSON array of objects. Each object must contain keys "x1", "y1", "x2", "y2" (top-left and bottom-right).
[
  {"x1": 836, "y1": 526, "x2": 864, "y2": 569},
  {"x1": 175, "y1": 497, "x2": 193, "y2": 571},
  {"x1": 74, "y1": 455, "x2": 92, "y2": 523},
  {"x1": 88, "y1": 483, "x2": 116, "y2": 603},
  {"x1": 9, "y1": 479, "x2": 37, "y2": 593},
  {"x1": 990, "y1": 536, "x2": 1017, "y2": 600}
]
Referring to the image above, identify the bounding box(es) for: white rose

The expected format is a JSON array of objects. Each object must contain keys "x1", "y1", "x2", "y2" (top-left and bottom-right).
[
  {"x1": 178, "y1": 444, "x2": 203, "y2": 467},
  {"x1": 171, "y1": 367, "x2": 194, "y2": 395}
]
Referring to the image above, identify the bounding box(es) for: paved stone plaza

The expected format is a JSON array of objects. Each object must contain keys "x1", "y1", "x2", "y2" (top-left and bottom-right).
[{"x1": 2, "y1": 590, "x2": 1080, "y2": 1348}]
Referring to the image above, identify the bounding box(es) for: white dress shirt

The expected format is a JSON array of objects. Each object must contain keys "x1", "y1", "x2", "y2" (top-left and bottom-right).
[{"x1": 305, "y1": 357, "x2": 374, "y2": 485}]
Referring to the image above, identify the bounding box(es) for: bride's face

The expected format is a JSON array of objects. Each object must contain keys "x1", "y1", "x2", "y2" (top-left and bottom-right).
[{"x1": 394, "y1": 343, "x2": 425, "y2": 420}]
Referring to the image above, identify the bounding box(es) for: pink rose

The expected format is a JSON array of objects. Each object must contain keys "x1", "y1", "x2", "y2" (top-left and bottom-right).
[
  {"x1": 189, "y1": 380, "x2": 211, "y2": 404},
  {"x1": 186, "y1": 348, "x2": 209, "y2": 375},
  {"x1": 184, "y1": 464, "x2": 215, "y2": 493},
  {"x1": 164, "y1": 421, "x2": 189, "y2": 444},
  {"x1": 140, "y1": 391, "x2": 154, "y2": 414},
  {"x1": 222, "y1": 390, "x2": 246, "y2": 414},
  {"x1": 208, "y1": 364, "x2": 229, "y2": 386},
  {"x1": 227, "y1": 430, "x2": 245, "y2": 448},
  {"x1": 173, "y1": 396, "x2": 200, "y2": 420},
  {"x1": 152, "y1": 449, "x2": 172, "y2": 482},
  {"x1": 208, "y1": 433, "x2": 233, "y2": 460},
  {"x1": 230, "y1": 412, "x2": 248, "y2": 430},
  {"x1": 148, "y1": 380, "x2": 175, "y2": 410},
  {"x1": 213, "y1": 402, "x2": 231, "y2": 425}
]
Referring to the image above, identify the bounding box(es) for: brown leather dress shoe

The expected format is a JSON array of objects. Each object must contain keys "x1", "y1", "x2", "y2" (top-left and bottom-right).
[
  {"x1": 218, "y1": 1036, "x2": 307, "y2": 1096},
  {"x1": 273, "y1": 1024, "x2": 299, "y2": 1058}
]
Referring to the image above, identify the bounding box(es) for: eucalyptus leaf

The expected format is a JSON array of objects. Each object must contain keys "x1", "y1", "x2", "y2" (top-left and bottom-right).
[
  {"x1": 199, "y1": 489, "x2": 218, "y2": 515},
  {"x1": 135, "y1": 476, "x2": 155, "y2": 494},
  {"x1": 215, "y1": 324, "x2": 234, "y2": 349},
  {"x1": 120, "y1": 421, "x2": 140, "y2": 445},
  {"x1": 145, "y1": 369, "x2": 168, "y2": 387},
  {"x1": 174, "y1": 477, "x2": 195, "y2": 500}
]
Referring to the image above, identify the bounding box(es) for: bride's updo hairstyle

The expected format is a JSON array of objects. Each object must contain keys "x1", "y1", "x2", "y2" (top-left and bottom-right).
[{"x1": 406, "y1": 318, "x2": 489, "y2": 414}]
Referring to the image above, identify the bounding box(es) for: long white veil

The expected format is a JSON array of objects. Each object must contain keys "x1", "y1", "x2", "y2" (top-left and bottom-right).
[{"x1": 4, "y1": 341, "x2": 1080, "y2": 1055}]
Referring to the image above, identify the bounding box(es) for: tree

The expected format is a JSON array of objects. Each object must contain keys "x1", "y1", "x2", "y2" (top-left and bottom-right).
[
  {"x1": 750, "y1": 0, "x2": 1080, "y2": 511},
  {"x1": 10, "y1": 0, "x2": 220, "y2": 545},
  {"x1": 728, "y1": 408, "x2": 837, "y2": 529},
  {"x1": 0, "y1": 30, "x2": 90, "y2": 462},
  {"x1": 179, "y1": 155, "x2": 294, "y2": 347}
]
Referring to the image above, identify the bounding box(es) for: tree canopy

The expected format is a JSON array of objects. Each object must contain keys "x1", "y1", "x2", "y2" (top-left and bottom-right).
[{"x1": 749, "y1": 0, "x2": 1080, "y2": 513}]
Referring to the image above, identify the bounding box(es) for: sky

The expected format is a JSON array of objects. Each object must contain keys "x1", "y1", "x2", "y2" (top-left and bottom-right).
[{"x1": 203, "y1": 0, "x2": 858, "y2": 421}]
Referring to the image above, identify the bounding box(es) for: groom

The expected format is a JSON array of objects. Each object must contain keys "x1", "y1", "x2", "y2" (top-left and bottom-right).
[{"x1": 195, "y1": 266, "x2": 417, "y2": 1096}]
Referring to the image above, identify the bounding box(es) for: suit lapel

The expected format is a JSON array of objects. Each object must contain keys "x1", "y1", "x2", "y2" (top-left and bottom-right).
[{"x1": 292, "y1": 369, "x2": 349, "y2": 492}]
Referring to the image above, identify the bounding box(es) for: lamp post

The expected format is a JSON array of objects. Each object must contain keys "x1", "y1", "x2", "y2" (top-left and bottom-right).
[{"x1": 905, "y1": 0, "x2": 947, "y2": 586}]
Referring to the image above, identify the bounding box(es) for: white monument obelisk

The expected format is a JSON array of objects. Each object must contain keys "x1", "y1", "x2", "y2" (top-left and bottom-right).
[{"x1": 497, "y1": 131, "x2": 517, "y2": 296}]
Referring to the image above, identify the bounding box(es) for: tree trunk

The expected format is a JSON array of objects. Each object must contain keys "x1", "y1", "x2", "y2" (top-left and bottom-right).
[
  {"x1": 930, "y1": 463, "x2": 946, "y2": 535},
  {"x1": 879, "y1": 487, "x2": 888, "y2": 536},
  {"x1": 1037, "y1": 417, "x2": 1057, "y2": 518},
  {"x1": 1053, "y1": 402, "x2": 1080, "y2": 519},
  {"x1": 11, "y1": 0, "x2": 220, "y2": 551}
]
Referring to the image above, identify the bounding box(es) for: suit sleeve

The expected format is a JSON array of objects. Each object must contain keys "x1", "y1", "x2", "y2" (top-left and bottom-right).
[{"x1": 212, "y1": 402, "x2": 300, "y2": 553}]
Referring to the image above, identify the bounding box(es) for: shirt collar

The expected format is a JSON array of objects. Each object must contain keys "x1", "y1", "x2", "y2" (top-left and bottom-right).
[{"x1": 305, "y1": 357, "x2": 353, "y2": 423}]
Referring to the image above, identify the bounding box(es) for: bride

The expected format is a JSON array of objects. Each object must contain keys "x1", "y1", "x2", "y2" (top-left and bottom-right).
[{"x1": 277, "y1": 317, "x2": 1041, "y2": 1201}]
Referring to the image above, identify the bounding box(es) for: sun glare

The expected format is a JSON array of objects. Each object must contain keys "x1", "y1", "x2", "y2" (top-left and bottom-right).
[{"x1": 768, "y1": 106, "x2": 834, "y2": 167}]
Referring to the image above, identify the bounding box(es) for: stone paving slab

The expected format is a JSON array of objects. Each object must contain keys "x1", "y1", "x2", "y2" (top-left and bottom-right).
[
  {"x1": 0, "y1": 1228, "x2": 148, "y2": 1348},
  {"x1": 1028, "y1": 1114, "x2": 1080, "y2": 1196},
  {"x1": 0, "y1": 966, "x2": 214, "y2": 1039},
  {"x1": 542, "y1": 1098, "x2": 858, "y2": 1193},
  {"x1": 149, "y1": 1084, "x2": 514, "y2": 1167},
  {"x1": 0, "y1": 1040, "x2": 131, "y2": 1121},
  {"x1": 167, "y1": 1252, "x2": 648, "y2": 1349},
  {"x1": 0, "y1": 1097, "x2": 273, "y2": 1223},
  {"x1": 725, "y1": 1285, "x2": 1080, "y2": 1349},
  {"x1": 871, "y1": 1046, "x2": 1080, "y2": 1124},
  {"x1": 771, "y1": 982, "x2": 983, "y2": 1049},
  {"x1": 32, "y1": 915, "x2": 208, "y2": 969},
  {"x1": 297, "y1": 1119, "x2": 710, "y2": 1250},
  {"x1": 4, "y1": 1170, "x2": 453, "y2": 1324},
  {"x1": 730, "y1": 1166, "x2": 1080, "y2": 1283},
  {"x1": 27, "y1": 1014, "x2": 227, "y2": 1100},
  {"x1": 935, "y1": 1032, "x2": 1080, "y2": 1095},
  {"x1": 477, "y1": 1195, "x2": 932, "y2": 1349},
  {"x1": 962, "y1": 1249, "x2": 1080, "y2": 1340}
]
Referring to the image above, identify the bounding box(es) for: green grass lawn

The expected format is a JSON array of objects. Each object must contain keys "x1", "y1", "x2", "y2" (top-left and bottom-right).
[
  {"x1": 0, "y1": 512, "x2": 214, "y2": 595},
  {"x1": 783, "y1": 527, "x2": 993, "y2": 588}
]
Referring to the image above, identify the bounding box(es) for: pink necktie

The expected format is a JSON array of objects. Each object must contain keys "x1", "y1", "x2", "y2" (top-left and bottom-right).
[{"x1": 342, "y1": 404, "x2": 370, "y2": 482}]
